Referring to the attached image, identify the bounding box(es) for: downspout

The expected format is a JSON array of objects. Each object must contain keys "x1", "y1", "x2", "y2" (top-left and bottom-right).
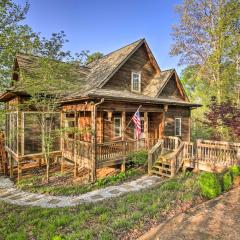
[{"x1": 91, "y1": 98, "x2": 104, "y2": 182}]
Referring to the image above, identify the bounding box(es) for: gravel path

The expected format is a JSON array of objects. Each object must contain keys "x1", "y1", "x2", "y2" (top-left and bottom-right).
[{"x1": 0, "y1": 175, "x2": 162, "y2": 208}]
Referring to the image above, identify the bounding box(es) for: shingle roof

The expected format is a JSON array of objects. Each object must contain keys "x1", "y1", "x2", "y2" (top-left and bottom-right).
[
  {"x1": 142, "y1": 69, "x2": 174, "y2": 97},
  {"x1": 1, "y1": 39, "x2": 196, "y2": 106},
  {"x1": 83, "y1": 39, "x2": 144, "y2": 90},
  {"x1": 61, "y1": 88, "x2": 200, "y2": 107}
]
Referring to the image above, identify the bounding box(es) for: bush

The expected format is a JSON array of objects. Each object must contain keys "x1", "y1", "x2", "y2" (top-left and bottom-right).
[
  {"x1": 222, "y1": 171, "x2": 233, "y2": 191},
  {"x1": 127, "y1": 150, "x2": 148, "y2": 167},
  {"x1": 197, "y1": 172, "x2": 222, "y2": 199},
  {"x1": 229, "y1": 165, "x2": 240, "y2": 178}
]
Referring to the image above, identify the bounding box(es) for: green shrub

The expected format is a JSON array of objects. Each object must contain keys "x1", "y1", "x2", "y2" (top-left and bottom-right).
[
  {"x1": 127, "y1": 150, "x2": 148, "y2": 167},
  {"x1": 229, "y1": 165, "x2": 240, "y2": 178},
  {"x1": 197, "y1": 172, "x2": 222, "y2": 199},
  {"x1": 222, "y1": 171, "x2": 233, "y2": 191}
]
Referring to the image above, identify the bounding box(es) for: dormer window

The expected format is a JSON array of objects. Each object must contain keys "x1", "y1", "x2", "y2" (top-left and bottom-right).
[{"x1": 131, "y1": 71, "x2": 141, "y2": 92}]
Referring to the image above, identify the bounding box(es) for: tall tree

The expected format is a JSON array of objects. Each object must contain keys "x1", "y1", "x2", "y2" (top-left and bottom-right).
[
  {"x1": 171, "y1": 0, "x2": 240, "y2": 104},
  {"x1": 0, "y1": 0, "x2": 39, "y2": 91}
]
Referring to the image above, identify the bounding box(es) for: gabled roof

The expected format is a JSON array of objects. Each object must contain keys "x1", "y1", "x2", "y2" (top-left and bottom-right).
[
  {"x1": 83, "y1": 38, "x2": 161, "y2": 91},
  {"x1": 156, "y1": 69, "x2": 190, "y2": 102},
  {"x1": 142, "y1": 69, "x2": 173, "y2": 97},
  {"x1": 0, "y1": 39, "x2": 197, "y2": 107}
]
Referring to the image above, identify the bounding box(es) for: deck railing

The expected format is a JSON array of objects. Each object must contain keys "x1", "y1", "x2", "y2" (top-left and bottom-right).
[
  {"x1": 195, "y1": 140, "x2": 239, "y2": 166},
  {"x1": 63, "y1": 138, "x2": 92, "y2": 165},
  {"x1": 96, "y1": 138, "x2": 158, "y2": 165},
  {"x1": 163, "y1": 136, "x2": 181, "y2": 150},
  {"x1": 63, "y1": 137, "x2": 159, "y2": 167}
]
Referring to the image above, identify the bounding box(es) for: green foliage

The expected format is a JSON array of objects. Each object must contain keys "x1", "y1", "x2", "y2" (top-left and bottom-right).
[
  {"x1": 127, "y1": 150, "x2": 148, "y2": 167},
  {"x1": 0, "y1": 173, "x2": 202, "y2": 239},
  {"x1": 17, "y1": 169, "x2": 143, "y2": 196},
  {"x1": 222, "y1": 171, "x2": 233, "y2": 192},
  {"x1": 198, "y1": 172, "x2": 222, "y2": 199},
  {"x1": 229, "y1": 165, "x2": 240, "y2": 178}
]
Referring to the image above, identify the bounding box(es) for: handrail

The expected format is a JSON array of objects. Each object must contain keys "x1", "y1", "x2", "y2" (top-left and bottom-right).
[
  {"x1": 148, "y1": 139, "x2": 164, "y2": 174},
  {"x1": 170, "y1": 140, "x2": 185, "y2": 176}
]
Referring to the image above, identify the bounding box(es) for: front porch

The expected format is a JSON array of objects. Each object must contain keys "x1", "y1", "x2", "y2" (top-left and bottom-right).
[{"x1": 61, "y1": 101, "x2": 166, "y2": 180}]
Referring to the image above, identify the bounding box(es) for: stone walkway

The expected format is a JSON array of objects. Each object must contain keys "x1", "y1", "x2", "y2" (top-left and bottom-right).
[
  {"x1": 138, "y1": 186, "x2": 240, "y2": 240},
  {"x1": 0, "y1": 175, "x2": 162, "y2": 208}
]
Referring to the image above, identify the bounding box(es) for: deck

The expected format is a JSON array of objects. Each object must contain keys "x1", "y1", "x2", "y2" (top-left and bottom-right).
[{"x1": 62, "y1": 137, "x2": 158, "y2": 169}]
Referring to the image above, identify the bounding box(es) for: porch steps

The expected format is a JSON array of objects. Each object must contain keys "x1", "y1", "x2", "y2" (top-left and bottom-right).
[{"x1": 150, "y1": 155, "x2": 172, "y2": 178}]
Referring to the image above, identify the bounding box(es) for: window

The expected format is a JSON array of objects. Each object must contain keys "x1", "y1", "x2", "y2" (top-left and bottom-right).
[
  {"x1": 175, "y1": 118, "x2": 182, "y2": 136},
  {"x1": 131, "y1": 71, "x2": 141, "y2": 92},
  {"x1": 114, "y1": 117, "x2": 121, "y2": 137}
]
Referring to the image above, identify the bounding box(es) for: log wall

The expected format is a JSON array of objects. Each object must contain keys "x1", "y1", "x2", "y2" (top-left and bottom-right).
[
  {"x1": 164, "y1": 106, "x2": 191, "y2": 141},
  {"x1": 103, "y1": 44, "x2": 158, "y2": 92}
]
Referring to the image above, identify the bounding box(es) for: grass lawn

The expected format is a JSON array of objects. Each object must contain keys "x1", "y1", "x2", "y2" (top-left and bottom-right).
[
  {"x1": 16, "y1": 167, "x2": 145, "y2": 196},
  {"x1": 0, "y1": 172, "x2": 202, "y2": 240},
  {"x1": 16, "y1": 150, "x2": 149, "y2": 196}
]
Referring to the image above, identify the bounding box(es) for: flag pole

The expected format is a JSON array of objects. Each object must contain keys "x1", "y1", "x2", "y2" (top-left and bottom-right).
[{"x1": 123, "y1": 105, "x2": 142, "y2": 132}]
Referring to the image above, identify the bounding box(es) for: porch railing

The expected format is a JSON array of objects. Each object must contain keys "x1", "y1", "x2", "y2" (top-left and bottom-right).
[
  {"x1": 63, "y1": 138, "x2": 92, "y2": 165},
  {"x1": 195, "y1": 140, "x2": 240, "y2": 166},
  {"x1": 163, "y1": 136, "x2": 181, "y2": 150},
  {"x1": 96, "y1": 138, "x2": 158, "y2": 165}
]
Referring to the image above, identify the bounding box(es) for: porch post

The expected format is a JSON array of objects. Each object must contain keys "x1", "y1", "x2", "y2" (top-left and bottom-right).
[
  {"x1": 74, "y1": 111, "x2": 78, "y2": 178},
  {"x1": 99, "y1": 112, "x2": 103, "y2": 144},
  {"x1": 144, "y1": 112, "x2": 149, "y2": 148},
  {"x1": 91, "y1": 106, "x2": 97, "y2": 182},
  {"x1": 60, "y1": 111, "x2": 65, "y2": 173},
  {"x1": 121, "y1": 111, "x2": 126, "y2": 172},
  {"x1": 17, "y1": 158, "x2": 22, "y2": 182},
  {"x1": 161, "y1": 105, "x2": 168, "y2": 139},
  {"x1": 9, "y1": 155, "x2": 13, "y2": 178}
]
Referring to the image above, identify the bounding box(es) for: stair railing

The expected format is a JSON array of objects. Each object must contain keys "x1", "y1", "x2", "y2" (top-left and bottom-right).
[
  {"x1": 148, "y1": 139, "x2": 164, "y2": 174},
  {"x1": 162, "y1": 137, "x2": 185, "y2": 177},
  {"x1": 170, "y1": 140, "x2": 185, "y2": 177}
]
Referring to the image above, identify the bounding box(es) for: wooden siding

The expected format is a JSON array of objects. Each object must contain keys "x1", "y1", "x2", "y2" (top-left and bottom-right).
[
  {"x1": 103, "y1": 44, "x2": 158, "y2": 92},
  {"x1": 159, "y1": 74, "x2": 185, "y2": 100},
  {"x1": 164, "y1": 106, "x2": 190, "y2": 141}
]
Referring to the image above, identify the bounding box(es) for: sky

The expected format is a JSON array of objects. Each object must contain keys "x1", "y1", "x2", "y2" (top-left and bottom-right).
[{"x1": 15, "y1": 0, "x2": 183, "y2": 73}]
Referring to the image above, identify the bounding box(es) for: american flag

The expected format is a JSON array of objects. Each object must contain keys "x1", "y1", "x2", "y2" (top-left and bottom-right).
[{"x1": 132, "y1": 110, "x2": 141, "y2": 139}]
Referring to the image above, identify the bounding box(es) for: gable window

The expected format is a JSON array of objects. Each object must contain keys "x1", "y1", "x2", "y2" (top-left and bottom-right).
[
  {"x1": 175, "y1": 118, "x2": 182, "y2": 136},
  {"x1": 114, "y1": 117, "x2": 121, "y2": 137},
  {"x1": 131, "y1": 71, "x2": 141, "y2": 92}
]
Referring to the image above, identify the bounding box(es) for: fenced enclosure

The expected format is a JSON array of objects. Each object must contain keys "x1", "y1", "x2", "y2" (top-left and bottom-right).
[{"x1": 5, "y1": 111, "x2": 61, "y2": 158}]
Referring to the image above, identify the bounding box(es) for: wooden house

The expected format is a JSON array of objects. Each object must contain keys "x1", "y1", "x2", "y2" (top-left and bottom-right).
[{"x1": 0, "y1": 39, "x2": 201, "y2": 181}]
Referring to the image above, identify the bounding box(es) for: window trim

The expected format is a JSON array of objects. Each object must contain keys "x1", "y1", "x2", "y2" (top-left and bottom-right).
[
  {"x1": 174, "y1": 117, "x2": 182, "y2": 137},
  {"x1": 131, "y1": 71, "x2": 141, "y2": 93},
  {"x1": 114, "y1": 117, "x2": 122, "y2": 138}
]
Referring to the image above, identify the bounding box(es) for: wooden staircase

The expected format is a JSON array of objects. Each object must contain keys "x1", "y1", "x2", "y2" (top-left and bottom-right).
[
  {"x1": 150, "y1": 151, "x2": 172, "y2": 177},
  {"x1": 148, "y1": 137, "x2": 185, "y2": 178}
]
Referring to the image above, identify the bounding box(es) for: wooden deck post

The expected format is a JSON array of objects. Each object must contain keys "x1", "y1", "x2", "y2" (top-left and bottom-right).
[
  {"x1": 144, "y1": 112, "x2": 149, "y2": 148},
  {"x1": 121, "y1": 112, "x2": 126, "y2": 172},
  {"x1": 17, "y1": 158, "x2": 22, "y2": 182},
  {"x1": 161, "y1": 105, "x2": 168, "y2": 139},
  {"x1": 9, "y1": 155, "x2": 13, "y2": 178},
  {"x1": 122, "y1": 112, "x2": 126, "y2": 141},
  {"x1": 61, "y1": 156, "x2": 65, "y2": 173},
  {"x1": 74, "y1": 111, "x2": 78, "y2": 178},
  {"x1": 91, "y1": 106, "x2": 97, "y2": 182},
  {"x1": 74, "y1": 141, "x2": 78, "y2": 178}
]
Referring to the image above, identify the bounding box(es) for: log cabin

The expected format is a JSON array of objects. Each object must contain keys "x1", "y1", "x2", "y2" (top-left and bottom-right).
[{"x1": 0, "y1": 38, "x2": 202, "y2": 181}]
